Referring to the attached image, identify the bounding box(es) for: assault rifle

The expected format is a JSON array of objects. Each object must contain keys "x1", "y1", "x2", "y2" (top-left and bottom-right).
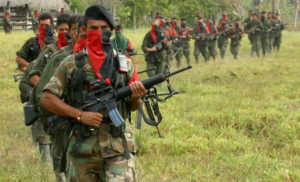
[
  {"x1": 24, "y1": 65, "x2": 192, "y2": 127},
  {"x1": 195, "y1": 33, "x2": 207, "y2": 40},
  {"x1": 13, "y1": 74, "x2": 23, "y2": 82},
  {"x1": 135, "y1": 65, "x2": 183, "y2": 146}
]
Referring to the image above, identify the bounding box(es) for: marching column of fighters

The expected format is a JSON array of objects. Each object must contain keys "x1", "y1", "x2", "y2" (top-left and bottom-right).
[{"x1": 141, "y1": 11, "x2": 286, "y2": 76}]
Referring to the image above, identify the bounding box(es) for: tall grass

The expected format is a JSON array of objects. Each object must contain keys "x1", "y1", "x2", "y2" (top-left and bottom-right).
[{"x1": 0, "y1": 30, "x2": 299, "y2": 182}]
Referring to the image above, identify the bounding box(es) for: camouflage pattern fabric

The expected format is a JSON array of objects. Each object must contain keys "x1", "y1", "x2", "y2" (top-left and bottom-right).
[
  {"x1": 44, "y1": 51, "x2": 138, "y2": 182},
  {"x1": 260, "y1": 19, "x2": 271, "y2": 56},
  {"x1": 16, "y1": 36, "x2": 41, "y2": 63},
  {"x1": 141, "y1": 31, "x2": 166, "y2": 77},
  {"x1": 273, "y1": 20, "x2": 285, "y2": 51},
  {"x1": 245, "y1": 20, "x2": 263, "y2": 58}
]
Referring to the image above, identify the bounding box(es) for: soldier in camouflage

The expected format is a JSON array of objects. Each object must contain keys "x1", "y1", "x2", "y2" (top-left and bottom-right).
[
  {"x1": 243, "y1": 10, "x2": 255, "y2": 57},
  {"x1": 273, "y1": 13, "x2": 285, "y2": 51},
  {"x1": 245, "y1": 13, "x2": 263, "y2": 58},
  {"x1": 142, "y1": 18, "x2": 167, "y2": 77},
  {"x1": 206, "y1": 18, "x2": 218, "y2": 61},
  {"x1": 175, "y1": 18, "x2": 192, "y2": 66},
  {"x1": 40, "y1": 5, "x2": 145, "y2": 181},
  {"x1": 193, "y1": 16, "x2": 209, "y2": 62},
  {"x1": 16, "y1": 13, "x2": 54, "y2": 72},
  {"x1": 4, "y1": 11, "x2": 12, "y2": 33},
  {"x1": 267, "y1": 12, "x2": 276, "y2": 53},
  {"x1": 260, "y1": 11, "x2": 270, "y2": 56},
  {"x1": 217, "y1": 12, "x2": 231, "y2": 60},
  {"x1": 228, "y1": 18, "x2": 244, "y2": 59}
]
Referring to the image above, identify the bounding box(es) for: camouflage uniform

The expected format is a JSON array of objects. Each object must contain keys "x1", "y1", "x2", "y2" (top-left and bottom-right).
[
  {"x1": 245, "y1": 19, "x2": 263, "y2": 58},
  {"x1": 217, "y1": 19, "x2": 230, "y2": 59},
  {"x1": 267, "y1": 18, "x2": 276, "y2": 53},
  {"x1": 176, "y1": 25, "x2": 192, "y2": 66},
  {"x1": 273, "y1": 19, "x2": 285, "y2": 51},
  {"x1": 142, "y1": 28, "x2": 166, "y2": 77},
  {"x1": 193, "y1": 22, "x2": 209, "y2": 62},
  {"x1": 260, "y1": 17, "x2": 271, "y2": 56},
  {"x1": 30, "y1": 45, "x2": 73, "y2": 181},
  {"x1": 243, "y1": 16, "x2": 255, "y2": 57},
  {"x1": 4, "y1": 14, "x2": 12, "y2": 33},
  {"x1": 228, "y1": 24, "x2": 244, "y2": 59},
  {"x1": 16, "y1": 36, "x2": 41, "y2": 64},
  {"x1": 44, "y1": 50, "x2": 138, "y2": 182},
  {"x1": 206, "y1": 22, "x2": 218, "y2": 61}
]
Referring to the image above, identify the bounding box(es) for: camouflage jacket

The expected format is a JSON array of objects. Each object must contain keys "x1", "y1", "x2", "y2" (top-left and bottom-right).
[
  {"x1": 16, "y1": 36, "x2": 41, "y2": 63},
  {"x1": 28, "y1": 44, "x2": 59, "y2": 78},
  {"x1": 43, "y1": 49, "x2": 138, "y2": 158},
  {"x1": 30, "y1": 45, "x2": 73, "y2": 108}
]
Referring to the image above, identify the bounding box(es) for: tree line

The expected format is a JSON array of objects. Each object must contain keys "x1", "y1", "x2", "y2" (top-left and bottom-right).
[{"x1": 70, "y1": 0, "x2": 299, "y2": 31}]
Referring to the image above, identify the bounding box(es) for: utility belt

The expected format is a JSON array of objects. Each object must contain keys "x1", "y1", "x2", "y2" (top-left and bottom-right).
[{"x1": 72, "y1": 118, "x2": 124, "y2": 139}]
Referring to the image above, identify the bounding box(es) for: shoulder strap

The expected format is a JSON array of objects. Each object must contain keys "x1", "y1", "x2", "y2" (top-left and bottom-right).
[{"x1": 47, "y1": 44, "x2": 59, "y2": 53}]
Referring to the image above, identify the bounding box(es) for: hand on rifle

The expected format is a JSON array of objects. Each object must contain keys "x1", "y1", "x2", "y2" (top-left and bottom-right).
[
  {"x1": 146, "y1": 47, "x2": 157, "y2": 52},
  {"x1": 80, "y1": 111, "x2": 103, "y2": 128}
]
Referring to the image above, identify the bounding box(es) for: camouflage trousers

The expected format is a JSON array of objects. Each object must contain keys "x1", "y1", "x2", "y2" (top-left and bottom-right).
[
  {"x1": 174, "y1": 46, "x2": 190, "y2": 67},
  {"x1": 68, "y1": 154, "x2": 137, "y2": 182},
  {"x1": 146, "y1": 60, "x2": 166, "y2": 77},
  {"x1": 67, "y1": 123, "x2": 137, "y2": 182},
  {"x1": 50, "y1": 125, "x2": 70, "y2": 180},
  {"x1": 261, "y1": 33, "x2": 269, "y2": 56},
  {"x1": 268, "y1": 33, "x2": 275, "y2": 53},
  {"x1": 217, "y1": 36, "x2": 229, "y2": 59},
  {"x1": 249, "y1": 34, "x2": 261, "y2": 58},
  {"x1": 165, "y1": 49, "x2": 173, "y2": 68},
  {"x1": 230, "y1": 39, "x2": 240, "y2": 59},
  {"x1": 207, "y1": 39, "x2": 217, "y2": 60},
  {"x1": 273, "y1": 35, "x2": 282, "y2": 51},
  {"x1": 31, "y1": 117, "x2": 51, "y2": 145},
  {"x1": 194, "y1": 40, "x2": 208, "y2": 62}
]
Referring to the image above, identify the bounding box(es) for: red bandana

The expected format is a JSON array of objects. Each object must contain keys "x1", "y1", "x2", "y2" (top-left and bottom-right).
[
  {"x1": 38, "y1": 25, "x2": 45, "y2": 47},
  {"x1": 35, "y1": 12, "x2": 39, "y2": 18},
  {"x1": 197, "y1": 23, "x2": 201, "y2": 33},
  {"x1": 57, "y1": 32, "x2": 68, "y2": 49},
  {"x1": 73, "y1": 38, "x2": 87, "y2": 54},
  {"x1": 5, "y1": 13, "x2": 10, "y2": 19},
  {"x1": 206, "y1": 22, "x2": 211, "y2": 33},
  {"x1": 150, "y1": 26, "x2": 157, "y2": 43},
  {"x1": 86, "y1": 30, "x2": 106, "y2": 80},
  {"x1": 223, "y1": 15, "x2": 228, "y2": 22},
  {"x1": 233, "y1": 24, "x2": 237, "y2": 33}
]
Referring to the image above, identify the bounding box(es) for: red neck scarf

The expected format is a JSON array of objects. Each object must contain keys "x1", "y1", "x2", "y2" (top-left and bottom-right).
[
  {"x1": 150, "y1": 26, "x2": 157, "y2": 43},
  {"x1": 197, "y1": 23, "x2": 201, "y2": 33},
  {"x1": 233, "y1": 23, "x2": 237, "y2": 33},
  {"x1": 5, "y1": 13, "x2": 10, "y2": 19},
  {"x1": 38, "y1": 25, "x2": 45, "y2": 47},
  {"x1": 159, "y1": 21, "x2": 164, "y2": 28},
  {"x1": 57, "y1": 32, "x2": 68, "y2": 49},
  {"x1": 35, "y1": 12, "x2": 39, "y2": 18},
  {"x1": 171, "y1": 22, "x2": 176, "y2": 29},
  {"x1": 223, "y1": 15, "x2": 228, "y2": 22},
  {"x1": 206, "y1": 22, "x2": 211, "y2": 33},
  {"x1": 73, "y1": 38, "x2": 87, "y2": 54},
  {"x1": 86, "y1": 30, "x2": 106, "y2": 80}
]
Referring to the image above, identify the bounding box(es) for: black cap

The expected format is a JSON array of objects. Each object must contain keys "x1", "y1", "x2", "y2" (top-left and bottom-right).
[
  {"x1": 261, "y1": 11, "x2": 266, "y2": 14},
  {"x1": 275, "y1": 13, "x2": 280, "y2": 16},
  {"x1": 84, "y1": 4, "x2": 115, "y2": 30},
  {"x1": 251, "y1": 12, "x2": 258, "y2": 16},
  {"x1": 234, "y1": 18, "x2": 240, "y2": 21}
]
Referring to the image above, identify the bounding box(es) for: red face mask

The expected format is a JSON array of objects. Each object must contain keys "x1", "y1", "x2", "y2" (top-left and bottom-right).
[
  {"x1": 5, "y1": 13, "x2": 10, "y2": 19},
  {"x1": 150, "y1": 25, "x2": 157, "y2": 43},
  {"x1": 86, "y1": 29, "x2": 106, "y2": 80},
  {"x1": 57, "y1": 32, "x2": 69, "y2": 49},
  {"x1": 35, "y1": 12, "x2": 39, "y2": 18},
  {"x1": 38, "y1": 25, "x2": 46, "y2": 47},
  {"x1": 73, "y1": 38, "x2": 87, "y2": 54},
  {"x1": 223, "y1": 15, "x2": 228, "y2": 22}
]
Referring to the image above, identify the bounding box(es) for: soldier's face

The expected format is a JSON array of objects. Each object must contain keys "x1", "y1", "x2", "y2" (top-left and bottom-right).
[
  {"x1": 69, "y1": 23, "x2": 78, "y2": 43},
  {"x1": 56, "y1": 23, "x2": 69, "y2": 33},
  {"x1": 39, "y1": 19, "x2": 51, "y2": 27},
  {"x1": 84, "y1": 19, "x2": 111, "y2": 33}
]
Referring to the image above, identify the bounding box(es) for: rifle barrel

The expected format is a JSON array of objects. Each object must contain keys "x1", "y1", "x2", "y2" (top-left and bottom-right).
[{"x1": 167, "y1": 65, "x2": 192, "y2": 78}]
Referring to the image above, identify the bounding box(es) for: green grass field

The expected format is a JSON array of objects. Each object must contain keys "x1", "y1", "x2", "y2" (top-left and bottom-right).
[{"x1": 0, "y1": 29, "x2": 299, "y2": 182}]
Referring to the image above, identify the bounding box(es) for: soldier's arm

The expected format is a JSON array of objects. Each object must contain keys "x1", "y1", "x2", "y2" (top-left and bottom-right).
[
  {"x1": 16, "y1": 40, "x2": 32, "y2": 69},
  {"x1": 41, "y1": 59, "x2": 103, "y2": 127},
  {"x1": 28, "y1": 47, "x2": 51, "y2": 85}
]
